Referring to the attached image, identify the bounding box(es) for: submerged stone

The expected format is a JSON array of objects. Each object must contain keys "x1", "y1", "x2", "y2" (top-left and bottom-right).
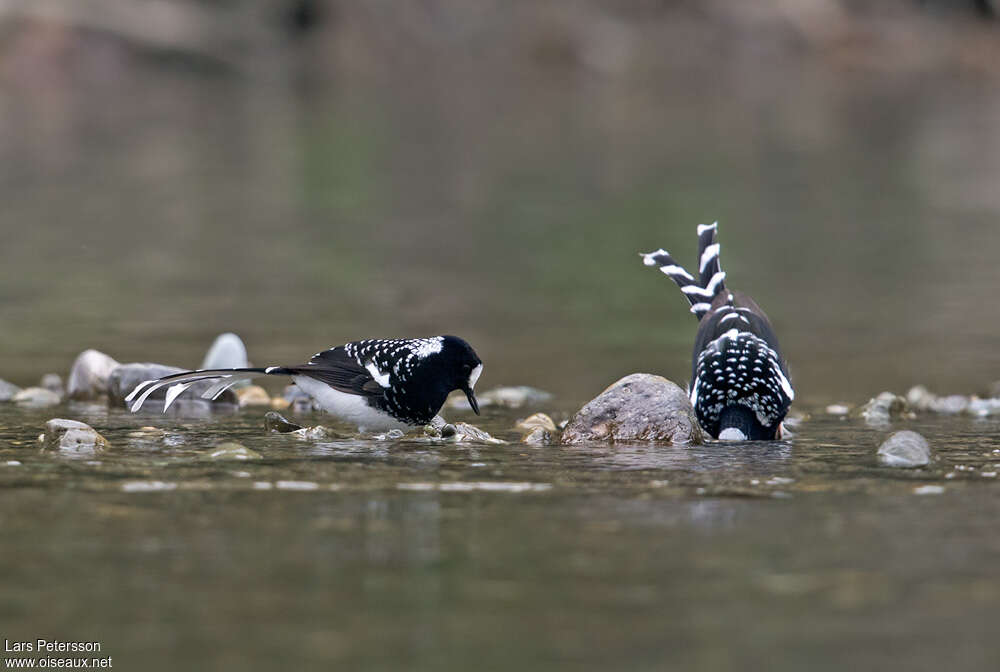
[
  {"x1": 522, "y1": 427, "x2": 555, "y2": 446},
  {"x1": 38, "y1": 418, "x2": 110, "y2": 453},
  {"x1": 14, "y1": 387, "x2": 61, "y2": 407},
  {"x1": 561, "y1": 373, "x2": 704, "y2": 445},
  {"x1": 877, "y1": 430, "x2": 931, "y2": 468},
  {"x1": 264, "y1": 412, "x2": 303, "y2": 433},
  {"x1": 424, "y1": 420, "x2": 503, "y2": 443},
  {"x1": 0, "y1": 378, "x2": 23, "y2": 402},
  {"x1": 66, "y1": 349, "x2": 121, "y2": 400},
  {"x1": 208, "y1": 443, "x2": 261, "y2": 460}
]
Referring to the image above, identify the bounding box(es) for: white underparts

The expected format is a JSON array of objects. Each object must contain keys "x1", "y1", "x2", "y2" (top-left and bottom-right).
[
  {"x1": 292, "y1": 376, "x2": 408, "y2": 432},
  {"x1": 718, "y1": 427, "x2": 747, "y2": 441}
]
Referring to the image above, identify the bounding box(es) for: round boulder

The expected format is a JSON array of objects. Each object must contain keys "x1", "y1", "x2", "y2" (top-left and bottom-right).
[{"x1": 561, "y1": 374, "x2": 704, "y2": 445}]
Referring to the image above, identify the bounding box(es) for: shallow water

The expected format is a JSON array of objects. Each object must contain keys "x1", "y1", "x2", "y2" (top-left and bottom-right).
[{"x1": 3, "y1": 400, "x2": 1000, "y2": 671}]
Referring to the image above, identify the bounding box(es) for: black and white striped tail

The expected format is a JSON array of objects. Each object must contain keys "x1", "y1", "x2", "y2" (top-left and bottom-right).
[
  {"x1": 640, "y1": 221, "x2": 726, "y2": 320},
  {"x1": 124, "y1": 366, "x2": 294, "y2": 413}
]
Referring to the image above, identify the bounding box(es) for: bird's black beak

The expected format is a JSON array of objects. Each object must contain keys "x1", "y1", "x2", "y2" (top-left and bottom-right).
[{"x1": 464, "y1": 387, "x2": 480, "y2": 415}]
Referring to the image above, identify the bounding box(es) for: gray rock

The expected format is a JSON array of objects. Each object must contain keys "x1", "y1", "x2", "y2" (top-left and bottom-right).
[
  {"x1": 39, "y1": 373, "x2": 64, "y2": 395},
  {"x1": 208, "y1": 442, "x2": 261, "y2": 460},
  {"x1": 877, "y1": 430, "x2": 931, "y2": 467},
  {"x1": 66, "y1": 349, "x2": 121, "y2": 400},
  {"x1": 860, "y1": 392, "x2": 910, "y2": 426},
  {"x1": 561, "y1": 374, "x2": 704, "y2": 445},
  {"x1": 107, "y1": 363, "x2": 238, "y2": 408},
  {"x1": 38, "y1": 418, "x2": 109, "y2": 453},
  {"x1": 14, "y1": 387, "x2": 61, "y2": 407},
  {"x1": 447, "y1": 385, "x2": 553, "y2": 410},
  {"x1": 201, "y1": 332, "x2": 249, "y2": 370},
  {"x1": 264, "y1": 412, "x2": 303, "y2": 433},
  {"x1": 0, "y1": 379, "x2": 22, "y2": 402}
]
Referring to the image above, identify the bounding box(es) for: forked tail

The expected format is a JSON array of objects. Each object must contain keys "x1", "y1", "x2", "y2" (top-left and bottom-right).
[{"x1": 640, "y1": 221, "x2": 727, "y2": 320}]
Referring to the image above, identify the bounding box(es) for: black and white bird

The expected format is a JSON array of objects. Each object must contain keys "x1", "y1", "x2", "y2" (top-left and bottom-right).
[
  {"x1": 641, "y1": 222, "x2": 794, "y2": 440},
  {"x1": 125, "y1": 336, "x2": 484, "y2": 432}
]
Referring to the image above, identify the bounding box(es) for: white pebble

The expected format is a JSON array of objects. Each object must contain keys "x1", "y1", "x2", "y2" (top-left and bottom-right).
[
  {"x1": 4, "y1": 460, "x2": 21, "y2": 466},
  {"x1": 121, "y1": 481, "x2": 177, "y2": 493},
  {"x1": 276, "y1": 481, "x2": 319, "y2": 491},
  {"x1": 913, "y1": 485, "x2": 945, "y2": 495},
  {"x1": 252, "y1": 482, "x2": 273, "y2": 490}
]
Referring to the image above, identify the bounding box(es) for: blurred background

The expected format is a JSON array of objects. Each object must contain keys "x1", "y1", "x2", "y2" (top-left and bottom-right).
[{"x1": 2, "y1": 0, "x2": 999, "y2": 406}]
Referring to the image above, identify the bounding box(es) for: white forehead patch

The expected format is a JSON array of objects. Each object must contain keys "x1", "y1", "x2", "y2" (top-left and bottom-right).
[
  {"x1": 413, "y1": 337, "x2": 444, "y2": 359},
  {"x1": 467, "y1": 363, "x2": 483, "y2": 390}
]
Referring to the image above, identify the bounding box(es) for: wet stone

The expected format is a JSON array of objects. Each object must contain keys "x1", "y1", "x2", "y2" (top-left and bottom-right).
[
  {"x1": 928, "y1": 394, "x2": 969, "y2": 415},
  {"x1": 66, "y1": 349, "x2": 121, "y2": 400},
  {"x1": 825, "y1": 404, "x2": 850, "y2": 416},
  {"x1": 208, "y1": 443, "x2": 261, "y2": 460},
  {"x1": 860, "y1": 392, "x2": 910, "y2": 426},
  {"x1": 877, "y1": 430, "x2": 931, "y2": 468},
  {"x1": 38, "y1": 418, "x2": 110, "y2": 453},
  {"x1": 14, "y1": 387, "x2": 61, "y2": 407},
  {"x1": 561, "y1": 374, "x2": 704, "y2": 445},
  {"x1": 0, "y1": 378, "x2": 22, "y2": 402},
  {"x1": 264, "y1": 412, "x2": 303, "y2": 433}
]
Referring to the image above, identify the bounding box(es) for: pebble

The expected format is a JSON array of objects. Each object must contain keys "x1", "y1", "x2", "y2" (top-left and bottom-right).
[
  {"x1": 275, "y1": 481, "x2": 319, "y2": 491},
  {"x1": 66, "y1": 350, "x2": 120, "y2": 400},
  {"x1": 913, "y1": 485, "x2": 945, "y2": 495},
  {"x1": 38, "y1": 418, "x2": 110, "y2": 453},
  {"x1": 877, "y1": 430, "x2": 931, "y2": 468},
  {"x1": 14, "y1": 387, "x2": 61, "y2": 407},
  {"x1": 825, "y1": 404, "x2": 850, "y2": 416},
  {"x1": 0, "y1": 378, "x2": 23, "y2": 402},
  {"x1": 208, "y1": 443, "x2": 261, "y2": 460},
  {"x1": 122, "y1": 481, "x2": 177, "y2": 493},
  {"x1": 515, "y1": 413, "x2": 557, "y2": 433},
  {"x1": 39, "y1": 373, "x2": 64, "y2": 395},
  {"x1": 5, "y1": 460, "x2": 22, "y2": 466},
  {"x1": 236, "y1": 385, "x2": 271, "y2": 407}
]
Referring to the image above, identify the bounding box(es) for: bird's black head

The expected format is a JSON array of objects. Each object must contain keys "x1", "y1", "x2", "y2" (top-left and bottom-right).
[{"x1": 437, "y1": 335, "x2": 484, "y2": 414}]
